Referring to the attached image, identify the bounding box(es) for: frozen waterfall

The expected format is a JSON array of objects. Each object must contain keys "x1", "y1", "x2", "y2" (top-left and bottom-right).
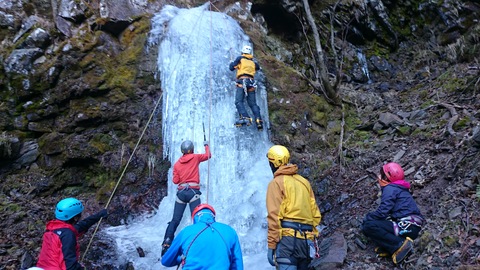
[{"x1": 105, "y1": 3, "x2": 273, "y2": 269}]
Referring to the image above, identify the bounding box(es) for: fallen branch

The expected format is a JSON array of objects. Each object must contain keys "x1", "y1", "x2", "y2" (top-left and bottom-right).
[
  {"x1": 352, "y1": 175, "x2": 369, "y2": 187},
  {"x1": 437, "y1": 102, "x2": 459, "y2": 136}
]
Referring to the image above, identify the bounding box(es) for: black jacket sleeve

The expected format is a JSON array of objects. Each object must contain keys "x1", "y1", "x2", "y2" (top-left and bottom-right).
[
  {"x1": 229, "y1": 56, "x2": 242, "y2": 71},
  {"x1": 74, "y1": 210, "x2": 106, "y2": 233},
  {"x1": 255, "y1": 61, "x2": 260, "y2": 71},
  {"x1": 59, "y1": 229, "x2": 84, "y2": 270}
]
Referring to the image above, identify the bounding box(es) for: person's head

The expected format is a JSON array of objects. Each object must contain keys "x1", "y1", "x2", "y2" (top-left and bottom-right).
[
  {"x1": 378, "y1": 162, "x2": 405, "y2": 186},
  {"x1": 191, "y1": 203, "x2": 216, "y2": 224},
  {"x1": 55, "y1": 197, "x2": 84, "y2": 223},
  {"x1": 181, "y1": 140, "x2": 194, "y2": 154},
  {"x1": 267, "y1": 145, "x2": 290, "y2": 173},
  {"x1": 241, "y1": 45, "x2": 252, "y2": 55}
]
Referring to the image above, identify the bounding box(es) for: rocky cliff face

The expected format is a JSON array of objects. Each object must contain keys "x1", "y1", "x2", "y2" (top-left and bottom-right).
[{"x1": 1, "y1": 0, "x2": 479, "y2": 269}]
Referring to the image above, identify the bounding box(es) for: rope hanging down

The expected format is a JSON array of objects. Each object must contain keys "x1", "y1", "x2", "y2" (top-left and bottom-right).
[
  {"x1": 82, "y1": 5, "x2": 213, "y2": 261},
  {"x1": 82, "y1": 92, "x2": 163, "y2": 262}
]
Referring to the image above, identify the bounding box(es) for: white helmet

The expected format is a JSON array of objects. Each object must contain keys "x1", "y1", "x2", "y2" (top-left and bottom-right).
[
  {"x1": 27, "y1": 268, "x2": 44, "y2": 270},
  {"x1": 241, "y1": 45, "x2": 252, "y2": 54}
]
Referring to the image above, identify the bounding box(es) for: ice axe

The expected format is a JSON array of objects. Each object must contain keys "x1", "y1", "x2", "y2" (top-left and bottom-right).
[{"x1": 202, "y1": 122, "x2": 207, "y2": 145}]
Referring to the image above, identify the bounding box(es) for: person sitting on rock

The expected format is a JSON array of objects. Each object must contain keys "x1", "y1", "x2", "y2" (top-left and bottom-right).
[
  {"x1": 36, "y1": 197, "x2": 108, "y2": 270},
  {"x1": 362, "y1": 162, "x2": 425, "y2": 265}
]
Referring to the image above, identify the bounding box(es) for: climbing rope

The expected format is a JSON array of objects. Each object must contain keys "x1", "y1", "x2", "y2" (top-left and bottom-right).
[
  {"x1": 82, "y1": 6, "x2": 211, "y2": 261},
  {"x1": 82, "y1": 92, "x2": 163, "y2": 261},
  {"x1": 205, "y1": 2, "x2": 214, "y2": 204}
]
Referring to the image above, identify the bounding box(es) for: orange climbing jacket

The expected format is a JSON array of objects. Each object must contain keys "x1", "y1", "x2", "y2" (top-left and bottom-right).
[{"x1": 229, "y1": 54, "x2": 260, "y2": 79}]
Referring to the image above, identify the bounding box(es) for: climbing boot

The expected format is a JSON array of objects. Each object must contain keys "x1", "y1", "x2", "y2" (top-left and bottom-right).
[
  {"x1": 256, "y1": 118, "x2": 263, "y2": 130},
  {"x1": 161, "y1": 237, "x2": 172, "y2": 256},
  {"x1": 235, "y1": 117, "x2": 252, "y2": 127},
  {"x1": 374, "y1": 246, "x2": 390, "y2": 258},
  {"x1": 392, "y1": 237, "x2": 413, "y2": 264}
]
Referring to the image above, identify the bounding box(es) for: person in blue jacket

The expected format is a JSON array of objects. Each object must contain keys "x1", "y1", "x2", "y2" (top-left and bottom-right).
[
  {"x1": 362, "y1": 162, "x2": 425, "y2": 265},
  {"x1": 161, "y1": 203, "x2": 244, "y2": 270}
]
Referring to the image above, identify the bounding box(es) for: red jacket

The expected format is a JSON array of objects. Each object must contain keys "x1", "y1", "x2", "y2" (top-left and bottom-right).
[
  {"x1": 36, "y1": 220, "x2": 81, "y2": 270},
  {"x1": 173, "y1": 145, "x2": 211, "y2": 186}
]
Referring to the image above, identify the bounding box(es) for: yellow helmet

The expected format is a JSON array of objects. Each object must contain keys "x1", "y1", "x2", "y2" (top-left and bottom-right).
[{"x1": 267, "y1": 145, "x2": 290, "y2": 168}]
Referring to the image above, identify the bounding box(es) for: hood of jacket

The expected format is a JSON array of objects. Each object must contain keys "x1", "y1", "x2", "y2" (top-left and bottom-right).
[
  {"x1": 273, "y1": 164, "x2": 299, "y2": 177},
  {"x1": 46, "y1": 219, "x2": 78, "y2": 235},
  {"x1": 193, "y1": 209, "x2": 216, "y2": 224},
  {"x1": 178, "y1": 153, "x2": 195, "y2": 164}
]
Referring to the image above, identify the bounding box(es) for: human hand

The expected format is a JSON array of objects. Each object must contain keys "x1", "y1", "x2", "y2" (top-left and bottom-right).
[
  {"x1": 267, "y1": 248, "x2": 275, "y2": 266},
  {"x1": 98, "y1": 209, "x2": 108, "y2": 218},
  {"x1": 203, "y1": 140, "x2": 208, "y2": 146}
]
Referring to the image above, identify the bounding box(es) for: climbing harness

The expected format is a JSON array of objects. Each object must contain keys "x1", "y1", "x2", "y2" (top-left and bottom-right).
[
  {"x1": 393, "y1": 215, "x2": 425, "y2": 236},
  {"x1": 280, "y1": 220, "x2": 319, "y2": 259}
]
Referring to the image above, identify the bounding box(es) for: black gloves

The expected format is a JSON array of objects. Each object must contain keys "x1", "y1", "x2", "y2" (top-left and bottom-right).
[
  {"x1": 267, "y1": 248, "x2": 275, "y2": 266},
  {"x1": 98, "y1": 209, "x2": 108, "y2": 218},
  {"x1": 203, "y1": 140, "x2": 209, "y2": 146}
]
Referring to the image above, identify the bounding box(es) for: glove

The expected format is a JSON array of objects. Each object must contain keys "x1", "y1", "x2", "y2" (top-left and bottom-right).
[
  {"x1": 203, "y1": 140, "x2": 208, "y2": 146},
  {"x1": 98, "y1": 209, "x2": 108, "y2": 218},
  {"x1": 267, "y1": 248, "x2": 275, "y2": 266}
]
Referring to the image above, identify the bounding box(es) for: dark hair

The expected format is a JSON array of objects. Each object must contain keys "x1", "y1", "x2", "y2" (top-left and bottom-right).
[{"x1": 380, "y1": 167, "x2": 388, "y2": 181}]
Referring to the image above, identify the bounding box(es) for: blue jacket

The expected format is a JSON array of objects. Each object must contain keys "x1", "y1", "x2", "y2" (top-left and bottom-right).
[
  {"x1": 365, "y1": 180, "x2": 423, "y2": 221},
  {"x1": 161, "y1": 210, "x2": 244, "y2": 270}
]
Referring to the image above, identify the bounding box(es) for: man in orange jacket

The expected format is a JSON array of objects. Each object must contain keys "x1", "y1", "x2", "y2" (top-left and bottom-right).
[{"x1": 265, "y1": 145, "x2": 321, "y2": 270}]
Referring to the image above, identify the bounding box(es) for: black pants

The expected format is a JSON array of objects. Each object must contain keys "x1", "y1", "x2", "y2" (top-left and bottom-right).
[
  {"x1": 164, "y1": 188, "x2": 201, "y2": 240},
  {"x1": 362, "y1": 220, "x2": 421, "y2": 254},
  {"x1": 276, "y1": 236, "x2": 311, "y2": 270}
]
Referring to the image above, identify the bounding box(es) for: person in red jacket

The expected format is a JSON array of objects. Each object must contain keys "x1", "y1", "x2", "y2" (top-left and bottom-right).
[
  {"x1": 161, "y1": 139, "x2": 212, "y2": 256},
  {"x1": 36, "y1": 198, "x2": 108, "y2": 270}
]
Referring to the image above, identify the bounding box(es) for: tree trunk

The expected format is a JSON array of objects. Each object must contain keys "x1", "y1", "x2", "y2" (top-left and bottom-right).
[{"x1": 302, "y1": 0, "x2": 339, "y2": 104}]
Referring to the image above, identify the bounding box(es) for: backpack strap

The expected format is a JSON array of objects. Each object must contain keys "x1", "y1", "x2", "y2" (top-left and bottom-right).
[
  {"x1": 181, "y1": 223, "x2": 233, "y2": 266},
  {"x1": 181, "y1": 224, "x2": 211, "y2": 266}
]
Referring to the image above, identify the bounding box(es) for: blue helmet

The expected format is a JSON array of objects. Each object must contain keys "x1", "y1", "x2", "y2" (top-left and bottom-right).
[{"x1": 55, "y1": 198, "x2": 84, "y2": 221}]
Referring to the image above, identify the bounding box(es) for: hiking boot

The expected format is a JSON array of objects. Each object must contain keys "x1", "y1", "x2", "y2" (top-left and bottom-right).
[
  {"x1": 256, "y1": 118, "x2": 263, "y2": 130},
  {"x1": 392, "y1": 237, "x2": 413, "y2": 264},
  {"x1": 374, "y1": 246, "x2": 390, "y2": 258},
  {"x1": 161, "y1": 237, "x2": 172, "y2": 256}
]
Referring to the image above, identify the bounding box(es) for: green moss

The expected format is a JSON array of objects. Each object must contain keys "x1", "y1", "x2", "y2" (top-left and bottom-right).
[
  {"x1": 312, "y1": 111, "x2": 327, "y2": 127},
  {"x1": 453, "y1": 117, "x2": 469, "y2": 130},
  {"x1": 443, "y1": 235, "x2": 458, "y2": 247},
  {"x1": 90, "y1": 133, "x2": 113, "y2": 153},
  {"x1": 98, "y1": 16, "x2": 151, "y2": 96},
  {"x1": 316, "y1": 159, "x2": 333, "y2": 172},
  {"x1": 397, "y1": 125, "x2": 411, "y2": 135},
  {"x1": 420, "y1": 99, "x2": 435, "y2": 109}
]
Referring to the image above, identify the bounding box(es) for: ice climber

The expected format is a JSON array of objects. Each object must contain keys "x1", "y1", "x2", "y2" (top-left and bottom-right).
[
  {"x1": 161, "y1": 139, "x2": 212, "y2": 256},
  {"x1": 229, "y1": 45, "x2": 263, "y2": 130}
]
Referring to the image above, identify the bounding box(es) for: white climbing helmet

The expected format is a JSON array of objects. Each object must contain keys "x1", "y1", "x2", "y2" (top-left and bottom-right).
[{"x1": 241, "y1": 45, "x2": 252, "y2": 54}]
